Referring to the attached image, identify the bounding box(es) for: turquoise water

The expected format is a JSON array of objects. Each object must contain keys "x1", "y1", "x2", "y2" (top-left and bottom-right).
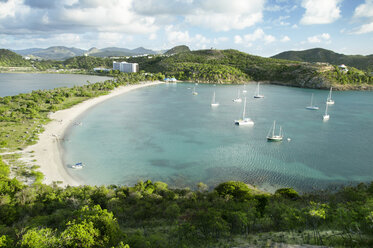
[
  {"x1": 0, "y1": 73, "x2": 111, "y2": 97},
  {"x1": 64, "y1": 83, "x2": 373, "y2": 191}
]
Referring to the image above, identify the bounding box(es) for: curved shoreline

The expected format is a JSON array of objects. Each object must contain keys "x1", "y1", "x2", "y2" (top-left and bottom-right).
[{"x1": 23, "y1": 81, "x2": 164, "y2": 186}]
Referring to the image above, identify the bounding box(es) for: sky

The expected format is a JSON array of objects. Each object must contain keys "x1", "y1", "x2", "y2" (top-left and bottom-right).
[{"x1": 0, "y1": 0, "x2": 372, "y2": 57}]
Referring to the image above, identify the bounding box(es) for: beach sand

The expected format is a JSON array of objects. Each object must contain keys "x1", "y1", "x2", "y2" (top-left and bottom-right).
[{"x1": 23, "y1": 81, "x2": 164, "y2": 186}]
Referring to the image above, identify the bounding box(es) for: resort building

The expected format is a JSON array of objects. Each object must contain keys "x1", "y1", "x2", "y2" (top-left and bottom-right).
[
  {"x1": 113, "y1": 61, "x2": 139, "y2": 73},
  {"x1": 338, "y1": 64, "x2": 348, "y2": 73}
]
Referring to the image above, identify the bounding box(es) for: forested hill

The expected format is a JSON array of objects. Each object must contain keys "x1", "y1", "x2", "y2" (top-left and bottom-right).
[
  {"x1": 0, "y1": 49, "x2": 31, "y2": 67},
  {"x1": 272, "y1": 48, "x2": 373, "y2": 71},
  {"x1": 127, "y1": 48, "x2": 373, "y2": 89}
]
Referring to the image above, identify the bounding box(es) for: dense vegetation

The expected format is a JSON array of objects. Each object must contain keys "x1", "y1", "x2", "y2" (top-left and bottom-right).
[
  {"x1": 1, "y1": 153, "x2": 373, "y2": 248},
  {"x1": 272, "y1": 48, "x2": 373, "y2": 72},
  {"x1": 164, "y1": 45, "x2": 191, "y2": 55},
  {"x1": 0, "y1": 49, "x2": 32, "y2": 67},
  {"x1": 2, "y1": 48, "x2": 373, "y2": 88},
  {"x1": 127, "y1": 49, "x2": 373, "y2": 88}
]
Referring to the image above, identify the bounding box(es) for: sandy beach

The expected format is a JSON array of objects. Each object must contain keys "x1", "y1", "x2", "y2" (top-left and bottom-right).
[{"x1": 23, "y1": 81, "x2": 164, "y2": 186}]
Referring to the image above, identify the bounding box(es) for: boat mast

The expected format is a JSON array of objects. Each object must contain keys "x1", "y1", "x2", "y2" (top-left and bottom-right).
[
  {"x1": 212, "y1": 91, "x2": 215, "y2": 104},
  {"x1": 272, "y1": 121, "x2": 276, "y2": 137},
  {"x1": 325, "y1": 103, "x2": 328, "y2": 115},
  {"x1": 242, "y1": 97, "x2": 246, "y2": 119},
  {"x1": 257, "y1": 83, "x2": 260, "y2": 95},
  {"x1": 310, "y1": 93, "x2": 314, "y2": 106},
  {"x1": 328, "y1": 87, "x2": 332, "y2": 101}
]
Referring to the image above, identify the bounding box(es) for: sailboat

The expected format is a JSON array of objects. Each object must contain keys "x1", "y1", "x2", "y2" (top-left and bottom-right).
[
  {"x1": 243, "y1": 84, "x2": 247, "y2": 93},
  {"x1": 233, "y1": 90, "x2": 242, "y2": 102},
  {"x1": 234, "y1": 97, "x2": 254, "y2": 126},
  {"x1": 323, "y1": 103, "x2": 330, "y2": 121},
  {"x1": 306, "y1": 93, "x2": 319, "y2": 110},
  {"x1": 211, "y1": 91, "x2": 219, "y2": 107},
  {"x1": 192, "y1": 86, "x2": 198, "y2": 95},
  {"x1": 326, "y1": 87, "x2": 335, "y2": 105},
  {"x1": 267, "y1": 121, "x2": 283, "y2": 142},
  {"x1": 254, "y1": 82, "x2": 264, "y2": 98}
]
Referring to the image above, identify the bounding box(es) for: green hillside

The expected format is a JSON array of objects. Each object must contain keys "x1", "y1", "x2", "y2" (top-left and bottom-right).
[
  {"x1": 272, "y1": 48, "x2": 373, "y2": 72},
  {"x1": 125, "y1": 49, "x2": 373, "y2": 89},
  {"x1": 0, "y1": 49, "x2": 32, "y2": 67},
  {"x1": 164, "y1": 45, "x2": 191, "y2": 55}
]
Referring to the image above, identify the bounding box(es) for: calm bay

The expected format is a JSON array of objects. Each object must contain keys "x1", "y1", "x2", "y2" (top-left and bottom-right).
[{"x1": 64, "y1": 83, "x2": 373, "y2": 192}]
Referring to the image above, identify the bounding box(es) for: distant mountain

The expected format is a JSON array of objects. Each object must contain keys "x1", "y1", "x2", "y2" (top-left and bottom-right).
[
  {"x1": 12, "y1": 48, "x2": 44, "y2": 56},
  {"x1": 12, "y1": 46, "x2": 161, "y2": 60},
  {"x1": 87, "y1": 47, "x2": 158, "y2": 57},
  {"x1": 12, "y1": 46, "x2": 86, "y2": 60},
  {"x1": 164, "y1": 45, "x2": 190, "y2": 55},
  {"x1": 272, "y1": 48, "x2": 373, "y2": 71}
]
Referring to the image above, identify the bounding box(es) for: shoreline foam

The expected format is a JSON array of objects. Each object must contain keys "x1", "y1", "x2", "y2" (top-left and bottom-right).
[{"x1": 23, "y1": 81, "x2": 164, "y2": 186}]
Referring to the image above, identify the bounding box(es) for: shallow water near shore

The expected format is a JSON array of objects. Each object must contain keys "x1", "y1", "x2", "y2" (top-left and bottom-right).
[
  {"x1": 64, "y1": 83, "x2": 373, "y2": 192},
  {"x1": 0, "y1": 73, "x2": 111, "y2": 96}
]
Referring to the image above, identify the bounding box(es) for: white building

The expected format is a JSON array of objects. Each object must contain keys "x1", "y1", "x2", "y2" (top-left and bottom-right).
[
  {"x1": 113, "y1": 61, "x2": 139, "y2": 73},
  {"x1": 338, "y1": 64, "x2": 348, "y2": 72}
]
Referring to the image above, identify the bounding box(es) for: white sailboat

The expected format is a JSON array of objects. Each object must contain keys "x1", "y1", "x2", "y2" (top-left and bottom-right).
[
  {"x1": 326, "y1": 87, "x2": 335, "y2": 105},
  {"x1": 243, "y1": 84, "x2": 247, "y2": 93},
  {"x1": 233, "y1": 90, "x2": 242, "y2": 102},
  {"x1": 323, "y1": 103, "x2": 330, "y2": 121},
  {"x1": 211, "y1": 91, "x2": 219, "y2": 107},
  {"x1": 306, "y1": 93, "x2": 319, "y2": 110},
  {"x1": 192, "y1": 86, "x2": 198, "y2": 95},
  {"x1": 267, "y1": 121, "x2": 283, "y2": 142},
  {"x1": 254, "y1": 82, "x2": 264, "y2": 98},
  {"x1": 234, "y1": 97, "x2": 254, "y2": 126}
]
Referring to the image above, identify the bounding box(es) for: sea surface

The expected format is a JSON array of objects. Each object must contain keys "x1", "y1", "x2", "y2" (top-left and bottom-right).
[
  {"x1": 0, "y1": 73, "x2": 112, "y2": 97},
  {"x1": 64, "y1": 83, "x2": 373, "y2": 192}
]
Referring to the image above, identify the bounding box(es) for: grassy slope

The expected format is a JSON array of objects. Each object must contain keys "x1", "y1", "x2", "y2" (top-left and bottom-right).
[{"x1": 272, "y1": 48, "x2": 373, "y2": 71}]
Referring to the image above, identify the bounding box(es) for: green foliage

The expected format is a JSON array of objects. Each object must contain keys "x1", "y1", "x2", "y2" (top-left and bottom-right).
[
  {"x1": 275, "y1": 188, "x2": 299, "y2": 199},
  {"x1": 272, "y1": 47, "x2": 373, "y2": 71},
  {"x1": 0, "y1": 49, "x2": 31, "y2": 67},
  {"x1": 164, "y1": 45, "x2": 191, "y2": 55},
  {"x1": 20, "y1": 228, "x2": 59, "y2": 248},
  {"x1": 215, "y1": 181, "x2": 252, "y2": 200},
  {"x1": 0, "y1": 157, "x2": 10, "y2": 177},
  {"x1": 61, "y1": 220, "x2": 99, "y2": 248}
]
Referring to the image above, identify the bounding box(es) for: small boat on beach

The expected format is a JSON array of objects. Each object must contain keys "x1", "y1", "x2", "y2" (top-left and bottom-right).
[
  {"x1": 267, "y1": 121, "x2": 283, "y2": 142},
  {"x1": 234, "y1": 97, "x2": 254, "y2": 126},
  {"x1": 306, "y1": 93, "x2": 319, "y2": 110},
  {"x1": 71, "y1": 162, "x2": 84, "y2": 169}
]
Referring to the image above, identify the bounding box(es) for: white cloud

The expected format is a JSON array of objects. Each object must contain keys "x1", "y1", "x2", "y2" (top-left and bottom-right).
[
  {"x1": 244, "y1": 29, "x2": 276, "y2": 44},
  {"x1": 234, "y1": 35, "x2": 243, "y2": 44},
  {"x1": 307, "y1": 33, "x2": 331, "y2": 43},
  {"x1": 352, "y1": 0, "x2": 373, "y2": 34},
  {"x1": 281, "y1": 36, "x2": 290, "y2": 42},
  {"x1": 235, "y1": 29, "x2": 276, "y2": 46},
  {"x1": 0, "y1": 0, "x2": 159, "y2": 35},
  {"x1": 213, "y1": 37, "x2": 229, "y2": 44},
  {"x1": 149, "y1": 33, "x2": 157, "y2": 40},
  {"x1": 300, "y1": 0, "x2": 342, "y2": 25},
  {"x1": 165, "y1": 26, "x2": 210, "y2": 49},
  {"x1": 134, "y1": 0, "x2": 266, "y2": 31},
  {"x1": 354, "y1": 0, "x2": 373, "y2": 18}
]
